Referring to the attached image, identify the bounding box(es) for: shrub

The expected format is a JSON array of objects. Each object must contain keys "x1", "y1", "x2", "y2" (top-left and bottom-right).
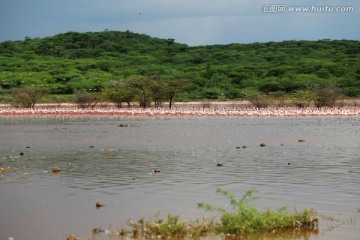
[
  {"x1": 9, "y1": 87, "x2": 47, "y2": 108},
  {"x1": 291, "y1": 90, "x2": 315, "y2": 108},
  {"x1": 74, "y1": 90, "x2": 100, "y2": 109},
  {"x1": 242, "y1": 89, "x2": 272, "y2": 108},
  {"x1": 120, "y1": 189, "x2": 319, "y2": 239},
  {"x1": 197, "y1": 188, "x2": 318, "y2": 235},
  {"x1": 312, "y1": 84, "x2": 342, "y2": 107}
]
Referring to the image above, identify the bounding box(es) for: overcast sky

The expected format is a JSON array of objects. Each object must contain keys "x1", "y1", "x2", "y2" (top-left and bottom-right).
[{"x1": 0, "y1": 0, "x2": 359, "y2": 46}]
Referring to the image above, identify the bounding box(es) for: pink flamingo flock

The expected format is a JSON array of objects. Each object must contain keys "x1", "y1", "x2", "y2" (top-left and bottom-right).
[{"x1": 1, "y1": 105, "x2": 360, "y2": 118}]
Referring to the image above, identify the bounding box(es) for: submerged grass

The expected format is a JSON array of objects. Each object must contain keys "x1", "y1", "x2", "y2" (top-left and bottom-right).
[{"x1": 121, "y1": 213, "x2": 217, "y2": 239}]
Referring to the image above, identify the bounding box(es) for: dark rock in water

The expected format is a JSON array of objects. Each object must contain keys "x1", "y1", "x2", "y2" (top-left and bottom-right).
[
  {"x1": 260, "y1": 143, "x2": 266, "y2": 147},
  {"x1": 90, "y1": 145, "x2": 94, "y2": 148},
  {"x1": 96, "y1": 202, "x2": 105, "y2": 209},
  {"x1": 298, "y1": 139, "x2": 305, "y2": 142},
  {"x1": 236, "y1": 146, "x2": 247, "y2": 149},
  {"x1": 26, "y1": 146, "x2": 30, "y2": 148},
  {"x1": 92, "y1": 228, "x2": 105, "y2": 234},
  {"x1": 20, "y1": 152, "x2": 24, "y2": 156},
  {"x1": 216, "y1": 163, "x2": 224, "y2": 167},
  {"x1": 51, "y1": 167, "x2": 61, "y2": 173},
  {"x1": 118, "y1": 123, "x2": 139, "y2": 128},
  {"x1": 288, "y1": 162, "x2": 291, "y2": 165}
]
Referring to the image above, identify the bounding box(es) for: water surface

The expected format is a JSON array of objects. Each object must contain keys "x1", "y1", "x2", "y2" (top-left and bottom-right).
[{"x1": 0, "y1": 116, "x2": 359, "y2": 239}]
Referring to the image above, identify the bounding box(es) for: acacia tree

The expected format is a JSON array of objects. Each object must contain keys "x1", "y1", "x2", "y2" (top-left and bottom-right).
[
  {"x1": 312, "y1": 84, "x2": 342, "y2": 107},
  {"x1": 104, "y1": 81, "x2": 135, "y2": 108},
  {"x1": 74, "y1": 89, "x2": 101, "y2": 109},
  {"x1": 291, "y1": 90, "x2": 314, "y2": 108},
  {"x1": 121, "y1": 86, "x2": 136, "y2": 108},
  {"x1": 150, "y1": 81, "x2": 167, "y2": 108},
  {"x1": 10, "y1": 87, "x2": 47, "y2": 108},
  {"x1": 163, "y1": 79, "x2": 190, "y2": 108},
  {"x1": 104, "y1": 76, "x2": 190, "y2": 109},
  {"x1": 241, "y1": 89, "x2": 271, "y2": 108},
  {"x1": 127, "y1": 74, "x2": 156, "y2": 108}
]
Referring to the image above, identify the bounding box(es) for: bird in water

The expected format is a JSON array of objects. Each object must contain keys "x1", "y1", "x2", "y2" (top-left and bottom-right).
[{"x1": 96, "y1": 202, "x2": 105, "y2": 209}]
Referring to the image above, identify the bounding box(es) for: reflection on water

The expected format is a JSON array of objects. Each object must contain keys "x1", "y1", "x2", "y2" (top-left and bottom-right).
[
  {"x1": 0, "y1": 116, "x2": 359, "y2": 240},
  {"x1": 89, "y1": 226, "x2": 322, "y2": 240},
  {"x1": 225, "y1": 229, "x2": 320, "y2": 240}
]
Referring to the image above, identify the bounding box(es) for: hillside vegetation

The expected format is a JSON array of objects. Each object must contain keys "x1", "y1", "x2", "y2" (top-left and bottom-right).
[{"x1": 0, "y1": 30, "x2": 359, "y2": 107}]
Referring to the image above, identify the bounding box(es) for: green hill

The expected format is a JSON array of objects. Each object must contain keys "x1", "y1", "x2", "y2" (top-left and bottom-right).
[{"x1": 0, "y1": 30, "x2": 359, "y2": 104}]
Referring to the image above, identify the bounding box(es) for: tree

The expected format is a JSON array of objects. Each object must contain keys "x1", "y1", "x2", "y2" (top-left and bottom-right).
[
  {"x1": 127, "y1": 74, "x2": 156, "y2": 108},
  {"x1": 10, "y1": 87, "x2": 47, "y2": 108},
  {"x1": 150, "y1": 81, "x2": 167, "y2": 108},
  {"x1": 242, "y1": 89, "x2": 271, "y2": 108},
  {"x1": 291, "y1": 90, "x2": 314, "y2": 108},
  {"x1": 312, "y1": 84, "x2": 342, "y2": 107},
  {"x1": 259, "y1": 80, "x2": 282, "y2": 93},
  {"x1": 224, "y1": 86, "x2": 241, "y2": 99},
  {"x1": 202, "y1": 87, "x2": 220, "y2": 100},
  {"x1": 270, "y1": 91, "x2": 287, "y2": 107},
  {"x1": 104, "y1": 82, "x2": 136, "y2": 108},
  {"x1": 166, "y1": 38, "x2": 175, "y2": 46},
  {"x1": 163, "y1": 79, "x2": 190, "y2": 108},
  {"x1": 74, "y1": 90, "x2": 100, "y2": 109},
  {"x1": 204, "y1": 62, "x2": 214, "y2": 80}
]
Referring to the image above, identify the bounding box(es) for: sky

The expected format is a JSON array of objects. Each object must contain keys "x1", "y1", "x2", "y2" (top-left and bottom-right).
[{"x1": 0, "y1": 0, "x2": 359, "y2": 46}]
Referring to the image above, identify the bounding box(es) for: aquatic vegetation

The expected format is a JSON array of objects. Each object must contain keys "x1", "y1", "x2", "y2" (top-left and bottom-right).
[
  {"x1": 197, "y1": 188, "x2": 318, "y2": 235},
  {"x1": 124, "y1": 214, "x2": 217, "y2": 239},
  {"x1": 143, "y1": 214, "x2": 187, "y2": 237},
  {"x1": 86, "y1": 189, "x2": 319, "y2": 239}
]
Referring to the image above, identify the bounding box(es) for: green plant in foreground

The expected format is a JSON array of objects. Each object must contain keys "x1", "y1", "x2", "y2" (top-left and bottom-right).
[
  {"x1": 159, "y1": 215, "x2": 186, "y2": 236},
  {"x1": 86, "y1": 189, "x2": 319, "y2": 239},
  {"x1": 125, "y1": 213, "x2": 216, "y2": 238},
  {"x1": 125, "y1": 214, "x2": 186, "y2": 238},
  {"x1": 197, "y1": 188, "x2": 318, "y2": 235}
]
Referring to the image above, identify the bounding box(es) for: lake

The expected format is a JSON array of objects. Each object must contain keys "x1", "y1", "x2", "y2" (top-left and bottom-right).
[{"x1": 0, "y1": 116, "x2": 359, "y2": 240}]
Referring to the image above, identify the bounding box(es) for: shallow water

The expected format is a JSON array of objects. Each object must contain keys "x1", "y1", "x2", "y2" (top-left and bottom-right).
[{"x1": 0, "y1": 116, "x2": 359, "y2": 240}]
